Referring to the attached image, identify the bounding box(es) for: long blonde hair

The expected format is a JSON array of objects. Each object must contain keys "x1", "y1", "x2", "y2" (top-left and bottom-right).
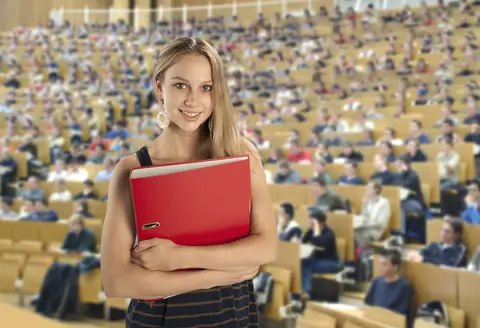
[{"x1": 153, "y1": 37, "x2": 247, "y2": 159}]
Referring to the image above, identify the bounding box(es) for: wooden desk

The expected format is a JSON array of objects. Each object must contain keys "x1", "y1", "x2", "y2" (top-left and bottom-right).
[
  {"x1": 0, "y1": 301, "x2": 70, "y2": 327},
  {"x1": 308, "y1": 302, "x2": 405, "y2": 328}
]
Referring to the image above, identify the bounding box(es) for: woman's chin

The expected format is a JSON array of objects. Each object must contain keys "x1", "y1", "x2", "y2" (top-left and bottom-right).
[{"x1": 170, "y1": 119, "x2": 207, "y2": 133}]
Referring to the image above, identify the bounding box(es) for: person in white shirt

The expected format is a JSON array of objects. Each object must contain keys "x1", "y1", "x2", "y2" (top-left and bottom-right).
[
  {"x1": 354, "y1": 180, "x2": 391, "y2": 245},
  {"x1": 250, "y1": 129, "x2": 270, "y2": 150},
  {"x1": 436, "y1": 136, "x2": 460, "y2": 190},
  {"x1": 0, "y1": 197, "x2": 18, "y2": 220},
  {"x1": 342, "y1": 97, "x2": 362, "y2": 111},
  {"x1": 47, "y1": 159, "x2": 68, "y2": 182},
  {"x1": 351, "y1": 113, "x2": 374, "y2": 132},
  {"x1": 65, "y1": 158, "x2": 89, "y2": 182},
  {"x1": 49, "y1": 178, "x2": 73, "y2": 202},
  {"x1": 95, "y1": 158, "x2": 115, "y2": 182}
]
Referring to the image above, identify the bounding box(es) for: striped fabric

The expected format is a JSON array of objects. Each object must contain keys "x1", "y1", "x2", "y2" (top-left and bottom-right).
[{"x1": 126, "y1": 280, "x2": 259, "y2": 327}]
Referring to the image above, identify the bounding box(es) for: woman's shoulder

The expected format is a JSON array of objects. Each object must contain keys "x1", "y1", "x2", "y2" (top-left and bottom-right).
[{"x1": 110, "y1": 154, "x2": 141, "y2": 182}]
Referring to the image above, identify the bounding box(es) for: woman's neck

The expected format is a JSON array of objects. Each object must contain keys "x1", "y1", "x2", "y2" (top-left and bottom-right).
[{"x1": 150, "y1": 126, "x2": 201, "y2": 161}]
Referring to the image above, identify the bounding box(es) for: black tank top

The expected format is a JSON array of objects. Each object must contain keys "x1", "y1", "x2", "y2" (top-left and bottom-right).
[{"x1": 126, "y1": 146, "x2": 259, "y2": 328}]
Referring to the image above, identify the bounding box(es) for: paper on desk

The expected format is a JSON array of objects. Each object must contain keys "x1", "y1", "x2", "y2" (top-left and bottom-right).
[
  {"x1": 301, "y1": 244, "x2": 315, "y2": 259},
  {"x1": 400, "y1": 188, "x2": 410, "y2": 200},
  {"x1": 320, "y1": 303, "x2": 359, "y2": 311}
]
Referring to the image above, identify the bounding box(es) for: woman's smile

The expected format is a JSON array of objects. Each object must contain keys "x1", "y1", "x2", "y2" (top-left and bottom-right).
[{"x1": 179, "y1": 109, "x2": 202, "y2": 121}]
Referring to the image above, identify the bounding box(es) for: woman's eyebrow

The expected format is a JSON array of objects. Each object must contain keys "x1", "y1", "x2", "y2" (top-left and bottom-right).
[
  {"x1": 171, "y1": 76, "x2": 212, "y2": 84},
  {"x1": 171, "y1": 76, "x2": 189, "y2": 82}
]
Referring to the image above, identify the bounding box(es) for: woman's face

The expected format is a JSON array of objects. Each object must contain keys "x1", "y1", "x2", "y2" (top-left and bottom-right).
[{"x1": 157, "y1": 54, "x2": 214, "y2": 133}]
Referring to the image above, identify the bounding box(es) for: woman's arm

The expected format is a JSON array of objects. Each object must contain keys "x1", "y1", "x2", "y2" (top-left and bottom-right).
[
  {"x1": 176, "y1": 146, "x2": 278, "y2": 270},
  {"x1": 100, "y1": 157, "x2": 255, "y2": 299}
]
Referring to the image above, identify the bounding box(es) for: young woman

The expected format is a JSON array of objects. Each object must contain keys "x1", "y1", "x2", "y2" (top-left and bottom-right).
[{"x1": 101, "y1": 37, "x2": 277, "y2": 327}]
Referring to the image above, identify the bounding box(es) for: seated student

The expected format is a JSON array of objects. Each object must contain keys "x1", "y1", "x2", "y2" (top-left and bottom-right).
[
  {"x1": 336, "y1": 142, "x2": 364, "y2": 163},
  {"x1": 407, "y1": 218, "x2": 467, "y2": 268},
  {"x1": 21, "y1": 176, "x2": 45, "y2": 201},
  {"x1": 336, "y1": 161, "x2": 364, "y2": 185},
  {"x1": 274, "y1": 160, "x2": 302, "y2": 184},
  {"x1": 301, "y1": 210, "x2": 339, "y2": 295},
  {"x1": 310, "y1": 176, "x2": 345, "y2": 212},
  {"x1": 73, "y1": 179, "x2": 99, "y2": 200},
  {"x1": 0, "y1": 197, "x2": 18, "y2": 220},
  {"x1": 370, "y1": 154, "x2": 396, "y2": 186},
  {"x1": 365, "y1": 249, "x2": 413, "y2": 323},
  {"x1": 395, "y1": 155, "x2": 426, "y2": 233},
  {"x1": 277, "y1": 202, "x2": 302, "y2": 242},
  {"x1": 23, "y1": 199, "x2": 59, "y2": 222},
  {"x1": 74, "y1": 199, "x2": 94, "y2": 218},
  {"x1": 354, "y1": 180, "x2": 391, "y2": 245},
  {"x1": 436, "y1": 136, "x2": 460, "y2": 190},
  {"x1": 404, "y1": 139, "x2": 428, "y2": 163},
  {"x1": 461, "y1": 181, "x2": 480, "y2": 224},
  {"x1": 56, "y1": 214, "x2": 97, "y2": 254},
  {"x1": 310, "y1": 159, "x2": 333, "y2": 185},
  {"x1": 467, "y1": 246, "x2": 480, "y2": 272}
]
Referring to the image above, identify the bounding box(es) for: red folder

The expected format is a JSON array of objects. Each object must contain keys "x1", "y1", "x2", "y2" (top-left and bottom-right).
[{"x1": 130, "y1": 154, "x2": 252, "y2": 258}]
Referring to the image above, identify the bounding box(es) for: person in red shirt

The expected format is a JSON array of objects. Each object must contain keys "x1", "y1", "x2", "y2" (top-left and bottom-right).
[
  {"x1": 88, "y1": 134, "x2": 110, "y2": 153},
  {"x1": 287, "y1": 140, "x2": 312, "y2": 164}
]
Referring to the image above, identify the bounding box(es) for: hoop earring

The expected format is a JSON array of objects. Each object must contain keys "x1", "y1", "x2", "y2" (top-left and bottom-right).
[{"x1": 156, "y1": 111, "x2": 170, "y2": 129}]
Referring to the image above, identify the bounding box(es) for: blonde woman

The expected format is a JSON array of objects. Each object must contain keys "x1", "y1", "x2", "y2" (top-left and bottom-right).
[{"x1": 101, "y1": 37, "x2": 277, "y2": 327}]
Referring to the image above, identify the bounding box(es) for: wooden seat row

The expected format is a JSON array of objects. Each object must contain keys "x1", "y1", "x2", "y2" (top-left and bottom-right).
[
  {"x1": 260, "y1": 142, "x2": 476, "y2": 180},
  {"x1": 267, "y1": 161, "x2": 443, "y2": 204},
  {"x1": 0, "y1": 220, "x2": 103, "y2": 245}
]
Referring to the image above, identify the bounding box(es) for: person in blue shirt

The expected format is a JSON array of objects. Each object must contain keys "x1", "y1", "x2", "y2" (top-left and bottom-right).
[
  {"x1": 407, "y1": 218, "x2": 467, "y2": 268},
  {"x1": 277, "y1": 202, "x2": 302, "y2": 242},
  {"x1": 106, "y1": 121, "x2": 130, "y2": 139},
  {"x1": 404, "y1": 119, "x2": 430, "y2": 145},
  {"x1": 336, "y1": 161, "x2": 364, "y2": 185},
  {"x1": 300, "y1": 210, "x2": 339, "y2": 295},
  {"x1": 461, "y1": 181, "x2": 480, "y2": 225},
  {"x1": 365, "y1": 249, "x2": 413, "y2": 326},
  {"x1": 370, "y1": 154, "x2": 396, "y2": 186},
  {"x1": 379, "y1": 141, "x2": 397, "y2": 163},
  {"x1": 24, "y1": 198, "x2": 59, "y2": 222},
  {"x1": 464, "y1": 119, "x2": 480, "y2": 145}
]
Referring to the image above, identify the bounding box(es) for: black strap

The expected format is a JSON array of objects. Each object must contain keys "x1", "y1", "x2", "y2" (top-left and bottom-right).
[{"x1": 135, "y1": 146, "x2": 153, "y2": 167}]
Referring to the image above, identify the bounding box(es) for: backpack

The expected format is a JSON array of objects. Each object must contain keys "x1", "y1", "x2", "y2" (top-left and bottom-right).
[
  {"x1": 416, "y1": 301, "x2": 450, "y2": 327},
  {"x1": 252, "y1": 272, "x2": 274, "y2": 312},
  {"x1": 35, "y1": 262, "x2": 80, "y2": 320}
]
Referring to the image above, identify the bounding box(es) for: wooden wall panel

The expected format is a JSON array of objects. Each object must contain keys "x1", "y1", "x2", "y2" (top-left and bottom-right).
[
  {"x1": 0, "y1": 0, "x2": 56, "y2": 31},
  {"x1": 0, "y1": 0, "x2": 113, "y2": 31},
  {"x1": 52, "y1": 0, "x2": 113, "y2": 26}
]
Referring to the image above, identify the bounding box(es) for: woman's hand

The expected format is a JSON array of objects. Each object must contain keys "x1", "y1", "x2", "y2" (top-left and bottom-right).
[{"x1": 130, "y1": 238, "x2": 181, "y2": 271}]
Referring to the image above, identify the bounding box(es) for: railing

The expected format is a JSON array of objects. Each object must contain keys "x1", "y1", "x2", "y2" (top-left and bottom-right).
[{"x1": 49, "y1": 0, "x2": 321, "y2": 30}]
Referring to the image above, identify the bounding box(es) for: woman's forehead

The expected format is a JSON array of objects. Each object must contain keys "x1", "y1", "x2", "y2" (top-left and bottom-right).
[{"x1": 165, "y1": 54, "x2": 212, "y2": 82}]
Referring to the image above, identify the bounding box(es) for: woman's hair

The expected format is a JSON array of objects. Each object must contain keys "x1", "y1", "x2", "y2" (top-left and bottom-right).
[{"x1": 152, "y1": 37, "x2": 247, "y2": 159}]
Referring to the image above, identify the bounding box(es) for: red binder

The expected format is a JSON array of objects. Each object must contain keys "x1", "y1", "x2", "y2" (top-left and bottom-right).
[{"x1": 130, "y1": 154, "x2": 252, "y2": 256}]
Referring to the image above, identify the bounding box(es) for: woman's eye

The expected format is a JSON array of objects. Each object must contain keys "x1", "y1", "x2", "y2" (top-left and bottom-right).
[
  {"x1": 174, "y1": 83, "x2": 186, "y2": 89},
  {"x1": 202, "y1": 85, "x2": 212, "y2": 92}
]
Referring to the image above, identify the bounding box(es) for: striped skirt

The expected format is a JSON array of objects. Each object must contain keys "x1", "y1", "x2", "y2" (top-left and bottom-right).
[{"x1": 126, "y1": 280, "x2": 259, "y2": 328}]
